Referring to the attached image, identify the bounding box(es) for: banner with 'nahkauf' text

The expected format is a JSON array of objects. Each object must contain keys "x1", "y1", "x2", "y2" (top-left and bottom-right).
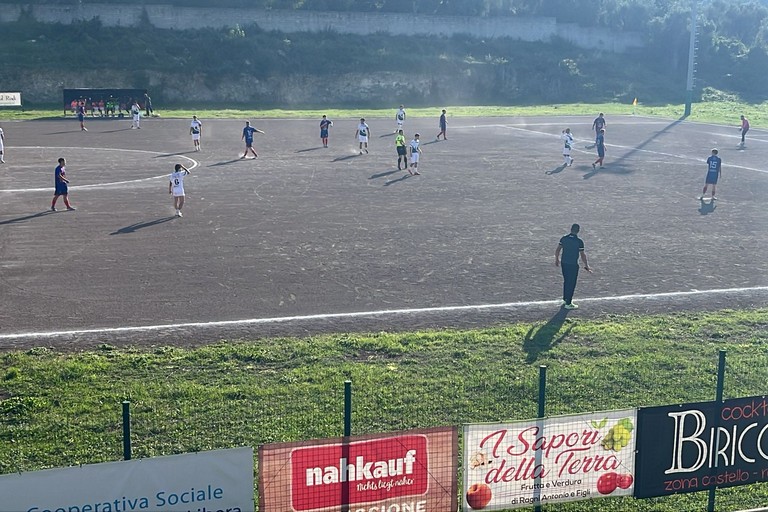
[{"x1": 259, "y1": 426, "x2": 458, "y2": 512}]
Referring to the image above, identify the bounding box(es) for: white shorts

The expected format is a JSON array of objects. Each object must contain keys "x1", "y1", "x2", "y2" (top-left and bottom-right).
[
  {"x1": 397, "y1": 121, "x2": 404, "y2": 128},
  {"x1": 172, "y1": 187, "x2": 185, "y2": 197},
  {"x1": 563, "y1": 148, "x2": 571, "y2": 156},
  {"x1": 0, "y1": 142, "x2": 4, "y2": 152},
  {"x1": 192, "y1": 134, "x2": 201, "y2": 141},
  {"x1": 410, "y1": 152, "x2": 420, "y2": 164},
  {"x1": 133, "y1": 114, "x2": 140, "y2": 121},
  {"x1": 358, "y1": 135, "x2": 368, "y2": 143}
]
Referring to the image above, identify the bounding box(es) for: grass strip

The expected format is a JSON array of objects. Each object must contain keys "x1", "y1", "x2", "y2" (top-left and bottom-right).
[
  {"x1": 1, "y1": 308, "x2": 767, "y2": 510},
  {"x1": 2, "y1": 101, "x2": 767, "y2": 127}
]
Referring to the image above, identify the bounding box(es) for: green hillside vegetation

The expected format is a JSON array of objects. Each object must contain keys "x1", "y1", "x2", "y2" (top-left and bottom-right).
[
  {"x1": 2, "y1": 0, "x2": 768, "y2": 105},
  {"x1": 1, "y1": 309, "x2": 767, "y2": 510}
]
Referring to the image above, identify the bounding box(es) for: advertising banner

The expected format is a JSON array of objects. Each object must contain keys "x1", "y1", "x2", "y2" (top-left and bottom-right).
[
  {"x1": 635, "y1": 395, "x2": 768, "y2": 498},
  {"x1": 0, "y1": 447, "x2": 254, "y2": 512},
  {"x1": 463, "y1": 410, "x2": 636, "y2": 510},
  {"x1": 259, "y1": 426, "x2": 458, "y2": 512},
  {"x1": 0, "y1": 92, "x2": 21, "y2": 106}
]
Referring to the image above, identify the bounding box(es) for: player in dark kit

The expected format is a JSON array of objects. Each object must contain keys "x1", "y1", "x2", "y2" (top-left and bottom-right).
[
  {"x1": 591, "y1": 113, "x2": 605, "y2": 145},
  {"x1": 437, "y1": 109, "x2": 447, "y2": 140},
  {"x1": 320, "y1": 115, "x2": 332, "y2": 148},
  {"x1": 555, "y1": 224, "x2": 592, "y2": 309},
  {"x1": 700, "y1": 148, "x2": 722, "y2": 201},
  {"x1": 51, "y1": 158, "x2": 76, "y2": 211},
  {"x1": 241, "y1": 121, "x2": 265, "y2": 159}
]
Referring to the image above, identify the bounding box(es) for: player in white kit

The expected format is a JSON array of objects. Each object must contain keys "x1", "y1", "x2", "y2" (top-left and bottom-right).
[
  {"x1": 131, "y1": 101, "x2": 141, "y2": 129},
  {"x1": 0, "y1": 126, "x2": 5, "y2": 163},
  {"x1": 561, "y1": 128, "x2": 574, "y2": 166},
  {"x1": 356, "y1": 118, "x2": 370, "y2": 154},
  {"x1": 169, "y1": 163, "x2": 190, "y2": 217},
  {"x1": 395, "y1": 105, "x2": 406, "y2": 133},
  {"x1": 190, "y1": 115, "x2": 202, "y2": 151},
  {"x1": 408, "y1": 133, "x2": 422, "y2": 175}
]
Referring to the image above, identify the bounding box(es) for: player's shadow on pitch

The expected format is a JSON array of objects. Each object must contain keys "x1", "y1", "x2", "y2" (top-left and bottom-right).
[
  {"x1": 379, "y1": 133, "x2": 396, "y2": 138},
  {"x1": 384, "y1": 174, "x2": 412, "y2": 186},
  {"x1": 0, "y1": 211, "x2": 56, "y2": 226},
  {"x1": 522, "y1": 309, "x2": 573, "y2": 363},
  {"x1": 422, "y1": 140, "x2": 441, "y2": 146},
  {"x1": 295, "y1": 147, "x2": 324, "y2": 153},
  {"x1": 698, "y1": 199, "x2": 717, "y2": 215},
  {"x1": 332, "y1": 154, "x2": 362, "y2": 162},
  {"x1": 110, "y1": 217, "x2": 176, "y2": 235},
  {"x1": 154, "y1": 151, "x2": 196, "y2": 158},
  {"x1": 545, "y1": 164, "x2": 567, "y2": 175},
  {"x1": 369, "y1": 169, "x2": 400, "y2": 180},
  {"x1": 582, "y1": 163, "x2": 633, "y2": 180},
  {"x1": 101, "y1": 128, "x2": 133, "y2": 133},
  {"x1": 208, "y1": 159, "x2": 244, "y2": 167}
]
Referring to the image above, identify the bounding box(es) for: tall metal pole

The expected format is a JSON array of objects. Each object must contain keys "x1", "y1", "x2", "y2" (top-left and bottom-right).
[
  {"x1": 534, "y1": 365, "x2": 547, "y2": 512},
  {"x1": 707, "y1": 350, "x2": 727, "y2": 512},
  {"x1": 122, "y1": 400, "x2": 132, "y2": 460},
  {"x1": 684, "y1": 0, "x2": 698, "y2": 116}
]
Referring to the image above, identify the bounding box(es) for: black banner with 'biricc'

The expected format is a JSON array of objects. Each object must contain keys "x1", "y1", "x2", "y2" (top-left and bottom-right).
[{"x1": 634, "y1": 395, "x2": 768, "y2": 498}]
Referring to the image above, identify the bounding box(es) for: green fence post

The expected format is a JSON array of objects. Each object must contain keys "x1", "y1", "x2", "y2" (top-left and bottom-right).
[
  {"x1": 122, "y1": 400, "x2": 132, "y2": 461},
  {"x1": 342, "y1": 381, "x2": 352, "y2": 512},
  {"x1": 534, "y1": 365, "x2": 547, "y2": 512},
  {"x1": 707, "y1": 350, "x2": 726, "y2": 512},
  {"x1": 344, "y1": 380, "x2": 352, "y2": 437}
]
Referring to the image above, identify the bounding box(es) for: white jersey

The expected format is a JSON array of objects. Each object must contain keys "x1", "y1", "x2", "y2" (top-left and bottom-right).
[
  {"x1": 409, "y1": 139, "x2": 420, "y2": 162},
  {"x1": 561, "y1": 132, "x2": 574, "y2": 155},
  {"x1": 396, "y1": 108, "x2": 406, "y2": 124},
  {"x1": 190, "y1": 120, "x2": 202, "y2": 139},
  {"x1": 170, "y1": 170, "x2": 188, "y2": 196},
  {"x1": 131, "y1": 105, "x2": 140, "y2": 118},
  {"x1": 0, "y1": 127, "x2": 4, "y2": 150},
  {"x1": 357, "y1": 123, "x2": 369, "y2": 142}
]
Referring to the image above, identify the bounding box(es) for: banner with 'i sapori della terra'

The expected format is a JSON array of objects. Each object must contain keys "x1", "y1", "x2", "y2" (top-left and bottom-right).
[{"x1": 463, "y1": 410, "x2": 637, "y2": 510}]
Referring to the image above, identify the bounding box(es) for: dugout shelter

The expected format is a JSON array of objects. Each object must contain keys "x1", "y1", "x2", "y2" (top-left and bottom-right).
[{"x1": 63, "y1": 88, "x2": 147, "y2": 117}]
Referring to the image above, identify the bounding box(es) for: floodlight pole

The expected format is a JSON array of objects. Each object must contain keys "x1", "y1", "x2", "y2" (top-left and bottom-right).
[{"x1": 684, "y1": 0, "x2": 699, "y2": 117}]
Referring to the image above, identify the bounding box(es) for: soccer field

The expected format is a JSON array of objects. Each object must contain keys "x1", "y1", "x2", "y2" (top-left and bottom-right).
[{"x1": 1, "y1": 114, "x2": 767, "y2": 349}]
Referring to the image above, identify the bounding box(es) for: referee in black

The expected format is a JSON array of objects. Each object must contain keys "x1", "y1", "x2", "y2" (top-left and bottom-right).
[{"x1": 555, "y1": 224, "x2": 592, "y2": 309}]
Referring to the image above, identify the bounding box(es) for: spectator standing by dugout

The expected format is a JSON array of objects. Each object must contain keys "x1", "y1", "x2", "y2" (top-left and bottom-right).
[
  {"x1": 555, "y1": 224, "x2": 592, "y2": 310},
  {"x1": 144, "y1": 93, "x2": 154, "y2": 117}
]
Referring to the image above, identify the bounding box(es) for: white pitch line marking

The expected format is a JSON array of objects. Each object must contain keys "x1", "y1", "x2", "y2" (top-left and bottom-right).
[
  {"x1": 458, "y1": 124, "x2": 768, "y2": 175},
  {"x1": 1, "y1": 285, "x2": 767, "y2": 340},
  {"x1": 0, "y1": 146, "x2": 200, "y2": 193}
]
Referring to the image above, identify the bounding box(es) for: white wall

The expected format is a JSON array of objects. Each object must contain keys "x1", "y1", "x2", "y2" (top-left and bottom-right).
[{"x1": 0, "y1": 4, "x2": 645, "y2": 53}]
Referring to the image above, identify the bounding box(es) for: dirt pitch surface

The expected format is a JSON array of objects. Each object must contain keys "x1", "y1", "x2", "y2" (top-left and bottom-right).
[{"x1": 1, "y1": 114, "x2": 767, "y2": 351}]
